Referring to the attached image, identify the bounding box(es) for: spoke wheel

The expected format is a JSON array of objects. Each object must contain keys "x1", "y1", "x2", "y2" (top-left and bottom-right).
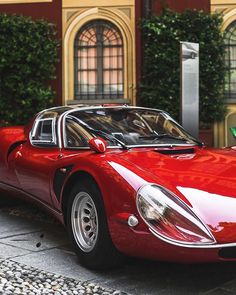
[
  {"x1": 67, "y1": 178, "x2": 125, "y2": 269},
  {"x1": 71, "y1": 192, "x2": 98, "y2": 252}
]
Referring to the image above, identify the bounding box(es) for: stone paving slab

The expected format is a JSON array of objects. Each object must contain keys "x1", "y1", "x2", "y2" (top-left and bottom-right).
[
  {"x1": 0, "y1": 213, "x2": 42, "y2": 239},
  {"x1": 221, "y1": 279, "x2": 236, "y2": 293},
  {"x1": 0, "y1": 243, "x2": 31, "y2": 260},
  {"x1": 91, "y1": 262, "x2": 236, "y2": 295},
  {"x1": 0, "y1": 230, "x2": 69, "y2": 252},
  {"x1": 203, "y1": 278, "x2": 236, "y2": 295}
]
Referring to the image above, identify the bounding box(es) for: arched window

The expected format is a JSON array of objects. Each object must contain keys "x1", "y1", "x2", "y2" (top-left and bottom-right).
[
  {"x1": 74, "y1": 20, "x2": 124, "y2": 101},
  {"x1": 225, "y1": 21, "x2": 236, "y2": 99}
]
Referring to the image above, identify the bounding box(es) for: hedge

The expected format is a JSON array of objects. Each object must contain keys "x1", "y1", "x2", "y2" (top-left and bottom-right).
[
  {"x1": 140, "y1": 9, "x2": 226, "y2": 126},
  {"x1": 0, "y1": 14, "x2": 59, "y2": 126}
]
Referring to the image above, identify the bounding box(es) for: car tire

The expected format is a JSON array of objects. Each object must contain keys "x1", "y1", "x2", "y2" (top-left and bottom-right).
[{"x1": 67, "y1": 178, "x2": 124, "y2": 270}]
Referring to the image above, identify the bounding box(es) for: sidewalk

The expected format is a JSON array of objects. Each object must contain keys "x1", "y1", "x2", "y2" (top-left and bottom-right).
[
  {"x1": 0, "y1": 207, "x2": 127, "y2": 295},
  {"x1": 1, "y1": 204, "x2": 236, "y2": 294}
]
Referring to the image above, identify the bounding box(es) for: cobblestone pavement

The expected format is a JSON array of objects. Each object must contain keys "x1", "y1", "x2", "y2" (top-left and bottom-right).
[
  {"x1": 0, "y1": 260, "x2": 125, "y2": 295},
  {"x1": 2, "y1": 204, "x2": 236, "y2": 294}
]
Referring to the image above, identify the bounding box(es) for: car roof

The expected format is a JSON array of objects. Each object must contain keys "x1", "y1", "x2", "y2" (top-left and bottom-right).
[
  {"x1": 43, "y1": 105, "x2": 162, "y2": 115},
  {"x1": 36, "y1": 105, "x2": 165, "y2": 123}
]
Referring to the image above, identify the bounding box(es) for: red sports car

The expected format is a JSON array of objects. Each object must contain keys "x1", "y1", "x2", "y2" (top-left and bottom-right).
[{"x1": 1, "y1": 105, "x2": 236, "y2": 269}]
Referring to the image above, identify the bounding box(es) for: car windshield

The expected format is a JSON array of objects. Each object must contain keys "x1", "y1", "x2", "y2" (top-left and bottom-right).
[{"x1": 66, "y1": 108, "x2": 199, "y2": 147}]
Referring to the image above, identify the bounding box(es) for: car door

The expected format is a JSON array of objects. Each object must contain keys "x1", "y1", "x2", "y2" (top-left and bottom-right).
[{"x1": 13, "y1": 116, "x2": 61, "y2": 206}]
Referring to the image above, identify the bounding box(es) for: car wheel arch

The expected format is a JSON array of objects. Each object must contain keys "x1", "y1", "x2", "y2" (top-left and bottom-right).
[{"x1": 61, "y1": 171, "x2": 104, "y2": 226}]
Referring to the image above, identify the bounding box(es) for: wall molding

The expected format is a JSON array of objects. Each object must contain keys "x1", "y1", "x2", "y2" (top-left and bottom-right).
[
  {"x1": 0, "y1": 0, "x2": 52, "y2": 3},
  {"x1": 63, "y1": 6, "x2": 136, "y2": 105}
]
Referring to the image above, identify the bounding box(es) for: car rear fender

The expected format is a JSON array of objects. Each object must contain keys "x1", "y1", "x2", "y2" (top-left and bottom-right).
[{"x1": 0, "y1": 126, "x2": 27, "y2": 165}]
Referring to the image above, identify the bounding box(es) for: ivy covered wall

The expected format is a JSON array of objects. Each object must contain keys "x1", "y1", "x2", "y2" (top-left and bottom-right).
[{"x1": 140, "y1": 9, "x2": 226, "y2": 127}]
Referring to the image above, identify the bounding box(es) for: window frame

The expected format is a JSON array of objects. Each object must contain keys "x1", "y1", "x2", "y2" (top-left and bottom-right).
[
  {"x1": 60, "y1": 107, "x2": 198, "y2": 149},
  {"x1": 74, "y1": 19, "x2": 124, "y2": 101},
  {"x1": 30, "y1": 117, "x2": 57, "y2": 147}
]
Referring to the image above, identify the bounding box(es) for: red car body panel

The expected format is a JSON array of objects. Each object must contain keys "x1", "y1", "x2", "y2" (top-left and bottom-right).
[{"x1": 1, "y1": 108, "x2": 236, "y2": 264}]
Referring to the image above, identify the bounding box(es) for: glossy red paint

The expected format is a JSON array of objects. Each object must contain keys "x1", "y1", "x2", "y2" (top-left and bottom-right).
[
  {"x1": 2, "y1": 108, "x2": 236, "y2": 264},
  {"x1": 89, "y1": 138, "x2": 107, "y2": 153}
]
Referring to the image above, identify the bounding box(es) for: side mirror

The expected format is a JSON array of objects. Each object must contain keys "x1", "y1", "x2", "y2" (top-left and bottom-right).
[
  {"x1": 89, "y1": 137, "x2": 107, "y2": 153},
  {"x1": 230, "y1": 127, "x2": 236, "y2": 139}
]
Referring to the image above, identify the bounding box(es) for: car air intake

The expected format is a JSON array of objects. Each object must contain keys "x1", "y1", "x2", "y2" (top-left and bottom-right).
[
  {"x1": 219, "y1": 247, "x2": 236, "y2": 259},
  {"x1": 155, "y1": 148, "x2": 195, "y2": 155}
]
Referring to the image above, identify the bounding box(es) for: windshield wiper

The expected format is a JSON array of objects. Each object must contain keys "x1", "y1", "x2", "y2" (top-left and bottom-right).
[
  {"x1": 139, "y1": 133, "x2": 203, "y2": 146},
  {"x1": 139, "y1": 133, "x2": 188, "y2": 141},
  {"x1": 90, "y1": 129, "x2": 129, "y2": 150}
]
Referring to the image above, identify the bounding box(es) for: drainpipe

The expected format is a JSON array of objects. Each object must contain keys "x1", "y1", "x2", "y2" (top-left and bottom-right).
[{"x1": 143, "y1": 0, "x2": 152, "y2": 18}]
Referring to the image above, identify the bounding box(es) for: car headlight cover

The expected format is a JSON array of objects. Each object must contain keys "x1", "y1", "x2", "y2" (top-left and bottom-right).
[{"x1": 137, "y1": 184, "x2": 215, "y2": 245}]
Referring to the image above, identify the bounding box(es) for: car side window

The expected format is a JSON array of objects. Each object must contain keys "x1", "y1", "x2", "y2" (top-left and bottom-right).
[
  {"x1": 65, "y1": 118, "x2": 91, "y2": 148},
  {"x1": 31, "y1": 118, "x2": 57, "y2": 146}
]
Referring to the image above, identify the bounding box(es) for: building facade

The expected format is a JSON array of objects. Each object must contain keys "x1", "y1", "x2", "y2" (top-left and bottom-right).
[
  {"x1": 0, "y1": 1, "x2": 209, "y2": 112},
  {"x1": 211, "y1": 0, "x2": 236, "y2": 147}
]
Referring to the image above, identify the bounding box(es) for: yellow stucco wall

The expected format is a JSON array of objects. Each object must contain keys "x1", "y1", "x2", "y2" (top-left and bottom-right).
[
  {"x1": 62, "y1": 0, "x2": 136, "y2": 106},
  {"x1": 211, "y1": 0, "x2": 236, "y2": 147}
]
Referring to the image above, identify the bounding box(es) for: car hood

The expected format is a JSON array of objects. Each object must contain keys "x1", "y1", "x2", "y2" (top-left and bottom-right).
[{"x1": 110, "y1": 146, "x2": 236, "y2": 244}]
